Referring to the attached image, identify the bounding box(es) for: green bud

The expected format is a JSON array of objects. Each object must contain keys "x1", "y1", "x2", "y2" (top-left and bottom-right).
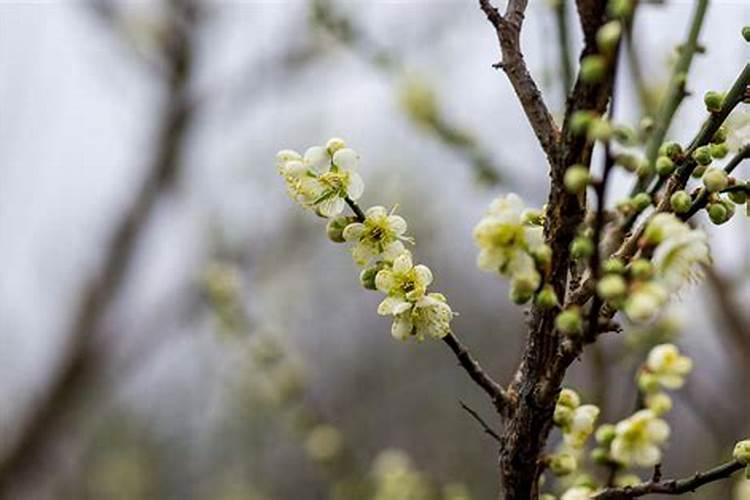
[
  {"x1": 703, "y1": 168, "x2": 729, "y2": 193},
  {"x1": 532, "y1": 243, "x2": 553, "y2": 268},
  {"x1": 629, "y1": 259, "x2": 653, "y2": 280},
  {"x1": 733, "y1": 440, "x2": 750, "y2": 465},
  {"x1": 655, "y1": 156, "x2": 675, "y2": 176},
  {"x1": 728, "y1": 188, "x2": 748, "y2": 205},
  {"x1": 632, "y1": 192, "x2": 652, "y2": 212},
  {"x1": 603, "y1": 257, "x2": 625, "y2": 274},
  {"x1": 613, "y1": 125, "x2": 637, "y2": 145},
  {"x1": 554, "y1": 404, "x2": 574, "y2": 428},
  {"x1": 659, "y1": 141, "x2": 683, "y2": 161},
  {"x1": 359, "y1": 264, "x2": 383, "y2": 290},
  {"x1": 708, "y1": 202, "x2": 729, "y2": 224},
  {"x1": 581, "y1": 55, "x2": 607, "y2": 83},
  {"x1": 571, "y1": 236, "x2": 594, "y2": 260},
  {"x1": 692, "y1": 146, "x2": 713, "y2": 166},
  {"x1": 591, "y1": 448, "x2": 610, "y2": 465},
  {"x1": 742, "y1": 26, "x2": 750, "y2": 42},
  {"x1": 692, "y1": 164, "x2": 707, "y2": 178},
  {"x1": 555, "y1": 308, "x2": 583, "y2": 336},
  {"x1": 326, "y1": 216, "x2": 356, "y2": 243},
  {"x1": 645, "y1": 392, "x2": 673, "y2": 416},
  {"x1": 608, "y1": 0, "x2": 633, "y2": 18},
  {"x1": 712, "y1": 126, "x2": 728, "y2": 144},
  {"x1": 670, "y1": 190, "x2": 693, "y2": 214},
  {"x1": 703, "y1": 91, "x2": 724, "y2": 113},
  {"x1": 588, "y1": 118, "x2": 613, "y2": 142},
  {"x1": 597, "y1": 21, "x2": 622, "y2": 54},
  {"x1": 558, "y1": 388, "x2": 581, "y2": 409},
  {"x1": 564, "y1": 165, "x2": 590, "y2": 193},
  {"x1": 709, "y1": 142, "x2": 728, "y2": 159},
  {"x1": 616, "y1": 153, "x2": 640, "y2": 172},
  {"x1": 596, "y1": 424, "x2": 617, "y2": 445},
  {"x1": 549, "y1": 453, "x2": 578, "y2": 476},
  {"x1": 521, "y1": 208, "x2": 544, "y2": 226},
  {"x1": 535, "y1": 284, "x2": 559, "y2": 309},
  {"x1": 510, "y1": 276, "x2": 536, "y2": 305},
  {"x1": 638, "y1": 372, "x2": 660, "y2": 393},
  {"x1": 636, "y1": 159, "x2": 654, "y2": 179},
  {"x1": 597, "y1": 274, "x2": 627, "y2": 301},
  {"x1": 571, "y1": 110, "x2": 595, "y2": 136},
  {"x1": 639, "y1": 116, "x2": 655, "y2": 137}
]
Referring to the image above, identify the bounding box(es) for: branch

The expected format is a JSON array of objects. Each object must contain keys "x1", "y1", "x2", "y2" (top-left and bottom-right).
[
  {"x1": 344, "y1": 197, "x2": 513, "y2": 417},
  {"x1": 553, "y1": 0, "x2": 574, "y2": 96},
  {"x1": 479, "y1": 0, "x2": 560, "y2": 160},
  {"x1": 594, "y1": 460, "x2": 745, "y2": 499},
  {"x1": 633, "y1": 0, "x2": 709, "y2": 194},
  {"x1": 0, "y1": 2, "x2": 200, "y2": 494},
  {"x1": 460, "y1": 401, "x2": 502, "y2": 443}
]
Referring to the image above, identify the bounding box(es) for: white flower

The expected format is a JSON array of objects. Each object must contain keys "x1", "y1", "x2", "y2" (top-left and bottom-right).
[
  {"x1": 276, "y1": 142, "x2": 365, "y2": 217},
  {"x1": 563, "y1": 404, "x2": 600, "y2": 449},
  {"x1": 624, "y1": 282, "x2": 669, "y2": 323},
  {"x1": 561, "y1": 486, "x2": 594, "y2": 500},
  {"x1": 652, "y1": 229, "x2": 710, "y2": 291},
  {"x1": 644, "y1": 344, "x2": 693, "y2": 390},
  {"x1": 388, "y1": 293, "x2": 454, "y2": 341},
  {"x1": 473, "y1": 193, "x2": 544, "y2": 276},
  {"x1": 375, "y1": 253, "x2": 433, "y2": 302},
  {"x1": 343, "y1": 206, "x2": 411, "y2": 266},
  {"x1": 725, "y1": 109, "x2": 750, "y2": 152},
  {"x1": 610, "y1": 410, "x2": 670, "y2": 467}
]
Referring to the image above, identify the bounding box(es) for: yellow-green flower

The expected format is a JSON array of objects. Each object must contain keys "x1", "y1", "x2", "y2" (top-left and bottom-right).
[
  {"x1": 611, "y1": 409, "x2": 670, "y2": 467},
  {"x1": 343, "y1": 206, "x2": 411, "y2": 266},
  {"x1": 375, "y1": 253, "x2": 433, "y2": 302},
  {"x1": 563, "y1": 404, "x2": 600, "y2": 449},
  {"x1": 643, "y1": 343, "x2": 693, "y2": 390},
  {"x1": 388, "y1": 293, "x2": 453, "y2": 341}
]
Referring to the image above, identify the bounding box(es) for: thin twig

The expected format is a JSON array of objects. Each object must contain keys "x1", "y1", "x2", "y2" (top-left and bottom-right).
[
  {"x1": 460, "y1": 401, "x2": 502, "y2": 443},
  {"x1": 479, "y1": 0, "x2": 560, "y2": 160},
  {"x1": 594, "y1": 459, "x2": 745, "y2": 498}
]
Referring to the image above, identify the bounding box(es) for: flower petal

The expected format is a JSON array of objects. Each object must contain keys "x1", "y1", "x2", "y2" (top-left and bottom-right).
[
  {"x1": 304, "y1": 146, "x2": 329, "y2": 171},
  {"x1": 387, "y1": 215, "x2": 407, "y2": 235},
  {"x1": 332, "y1": 148, "x2": 358, "y2": 170},
  {"x1": 346, "y1": 172, "x2": 365, "y2": 200},
  {"x1": 342, "y1": 223, "x2": 364, "y2": 241}
]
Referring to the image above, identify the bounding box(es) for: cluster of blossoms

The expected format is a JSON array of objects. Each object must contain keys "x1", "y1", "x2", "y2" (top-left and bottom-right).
[
  {"x1": 637, "y1": 343, "x2": 693, "y2": 415},
  {"x1": 277, "y1": 139, "x2": 454, "y2": 341},
  {"x1": 473, "y1": 194, "x2": 552, "y2": 305}
]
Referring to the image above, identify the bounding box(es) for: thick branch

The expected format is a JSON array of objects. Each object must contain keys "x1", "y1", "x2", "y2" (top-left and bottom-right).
[
  {"x1": 594, "y1": 460, "x2": 745, "y2": 499},
  {"x1": 479, "y1": 0, "x2": 560, "y2": 160}
]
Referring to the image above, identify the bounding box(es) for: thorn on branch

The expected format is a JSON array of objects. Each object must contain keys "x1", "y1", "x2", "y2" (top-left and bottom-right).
[{"x1": 459, "y1": 401, "x2": 502, "y2": 443}]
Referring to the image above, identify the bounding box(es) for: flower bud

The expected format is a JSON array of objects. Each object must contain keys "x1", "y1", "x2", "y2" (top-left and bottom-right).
[
  {"x1": 597, "y1": 274, "x2": 627, "y2": 301},
  {"x1": 359, "y1": 264, "x2": 383, "y2": 290},
  {"x1": 632, "y1": 193, "x2": 652, "y2": 212},
  {"x1": 734, "y1": 440, "x2": 750, "y2": 465},
  {"x1": 670, "y1": 190, "x2": 692, "y2": 214},
  {"x1": 535, "y1": 284, "x2": 559, "y2": 309},
  {"x1": 532, "y1": 244, "x2": 553, "y2": 269},
  {"x1": 692, "y1": 146, "x2": 713, "y2": 166},
  {"x1": 554, "y1": 405, "x2": 574, "y2": 427},
  {"x1": 703, "y1": 168, "x2": 729, "y2": 193},
  {"x1": 645, "y1": 392, "x2": 673, "y2": 416},
  {"x1": 638, "y1": 372, "x2": 660, "y2": 393},
  {"x1": 558, "y1": 388, "x2": 581, "y2": 409},
  {"x1": 571, "y1": 110, "x2": 595, "y2": 136},
  {"x1": 728, "y1": 188, "x2": 748, "y2": 205},
  {"x1": 588, "y1": 119, "x2": 613, "y2": 142},
  {"x1": 326, "y1": 216, "x2": 356, "y2": 243},
  {"x1": 608, "y1": 0, "x2": 633, "y2": 18},
  {"x1": 549, "y1": 453, "x2": 578, "y2": 476},
  {"x1": 615, "y1": 475, "x2": 642, "y2": 488},
  {"x1": 613, "y1": 125, "x2": 637, "y2": 145},
  {"x1": 591, "y1": 448, "x2": 610, "y2": 465},
  {"x1": 556, "y1": 308, "x2": 582, "y2": 336},
  {"x1": 743, "y1": 26, "x2": 750, "y2": 42},
  {"x1": 655, "y1": 156, "x2": 675, "y2": 176},
  {"x1": 616, "y1": 153, "x2": 639, "y2": 172},
  {"x1": 510, "y1": 276, "x2": 537, "y2": 305},
  {"x1": 597, "y1": 21, "x2": 622, "y2": 54},
  {"x1": 571, "y1": 236, "x2": 594, "y2": 260},
  {"x1": 581, "y1": 55, "x2": 607, "y2": 83},
  {"x1": 629, "y1": 258, "x2": 653, "y2": 280},
  {"x1": 709, "y1": 142, "x2": 728, "y2": 159},
  {"x1": 564, "y1": 165, "x2": 590, "y2": 193},
  {"x1": 691, "y1": 164, "x2": 707, "y2": 178},
  {"x1": 707, "y1": 202, "x2": 729, "y2": 225},
  {"x1": 595, "y1": 424, "x2": 617, "y2": 445},
  {"x1": 659, "y1": 141, "x2": 683, "y2": 161},
  {"x1": 603, "y1": 257, "x2": 625, "y2": 275},
  {"x1": 326, "y1": 137, "x2": 347, "y2": 155},
  {"x1": 636, "y1": 159, "x2": 654, "y2": 179},
  {"x1": 712, "y1": 126, "x2": 728, "y2": 144},
  {"x1": 703, "y1": 91, "x2": 724, "y2": 113},
  {"x1": 521, "y1": 208, "x2": 544, "y2": 226}
]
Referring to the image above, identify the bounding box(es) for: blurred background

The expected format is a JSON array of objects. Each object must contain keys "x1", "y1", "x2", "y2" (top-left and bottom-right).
[{"x1": 0, "y1": 1, "x2": 748, "y2": 499}]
